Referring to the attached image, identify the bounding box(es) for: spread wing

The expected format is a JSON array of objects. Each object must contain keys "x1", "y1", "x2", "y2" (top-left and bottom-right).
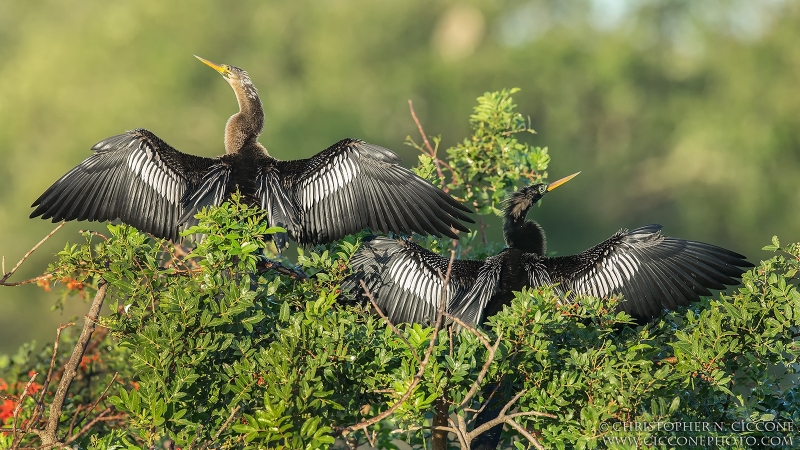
[
  {"x1": 543, "y1": 224, "x2": 753, "y2": 320},
  {"x1": 272, "y1": 139, "x2": 473, "y2": 246},
  {"x1": 344, "y1": 236, "x2": 485, "y2": 326},
  {"x1": 31, "y1": 129, "x2": 216, "y2": 240},
  {"x1": 448, "y1": 256, "x2": 505, "y2": 326}
]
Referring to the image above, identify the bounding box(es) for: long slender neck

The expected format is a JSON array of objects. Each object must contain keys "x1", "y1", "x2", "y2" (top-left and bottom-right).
[
  {"x1": 503, "y1": 193, "x2": 547, "y2": 256},
  {"x1": 224, "y1": 78, "x2": 265, "y2": 154}
]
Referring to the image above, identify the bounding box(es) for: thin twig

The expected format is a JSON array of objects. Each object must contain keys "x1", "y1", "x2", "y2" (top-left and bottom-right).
[
  {"x1": 443, "y1": 313, "x2": 492, "y2": 351},
  {"x1": 365, "y1": 428, "x2": 377, "y2": 448},
  {"x1": 0, "y1": 273, "x2": 53, "y2": 287},
  {"x1": 68, "y1": 408, "x2": 127, "y2": 444},
  {"x1": 53, "y1": 327, "x2": 108, "y2": 381},
  {"x1": 429, "y1": 251, "x2": 456, "y2": 450},
  {"x1": 10, "y1": 373, "x2": 38, "y2": 447},
  {"x1": 506, "y1": 419, "x2": 545, "y2": 450},
  {"x1": 37, "y1": 323, "x2": 73, "y2": 409},
  {"x1": 67, "y1": 404, "x2": 84, "y2": 439},
  {"x1": 67, "y1": 407, "x2": 111, "y2": 444},
  {"x1": 360, "y1": 279, "x2": 420, "y2": 365},
  {"x1": 66, "y1": 371, "x2": 119, "y2": 440},
  {"x1": 40, "y1": 281, "x2": 108, "y2": 448},
  {"x1": 344, "y1": 251, "x2": 455, "y2": 438},
  {"x1": 470, "y1": 377, "x2": 504, "y2": 417},
  {"x1": 79, "y1": 230, "x2": 108, "y2": 241},
  {"x1": 186, "y1": 424, "x2": 204, "y2": 450},
  {"x1": 1, "y1": 222, "x2": 65, "y2": 285},
  {"x1": 408, "y1": 99, "x2": 447, "y2": 190},
  {"x1": 468, "y1": 392, "x2": 556, "y2": 440},
  {"x1": 459, "y1": 334, "x2": 502, "y2": 410},
  {"x1": 203, "y1": 404, "x2": 241, "y2": 449},
  {"x1": 499, "y1": 389, "x2": 527, "y2": 418}
]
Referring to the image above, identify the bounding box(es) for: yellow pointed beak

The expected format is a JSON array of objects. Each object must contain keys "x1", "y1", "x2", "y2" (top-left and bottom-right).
[
  {"x1": 546, "y1": 171, "x2": 581, "y2": 192},
  {"x1": 195, "y1": 55, "x2": 228, "y2": 75}
]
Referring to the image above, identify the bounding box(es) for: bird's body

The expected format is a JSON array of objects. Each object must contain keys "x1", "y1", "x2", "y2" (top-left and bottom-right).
[
  {"x1": 345, "y1": 173, "x2": 753, "y2": 325},
  {"x1": 345, "y1": 172, "x2": 753, "y2": 450},
  {"x1": 31, "y1": 57, "x2": 473, "y2": 247}
]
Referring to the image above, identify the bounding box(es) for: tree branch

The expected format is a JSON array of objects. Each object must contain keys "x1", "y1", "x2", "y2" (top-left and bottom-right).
[
  {"x1": 360, "y1": 279, "x2": 420, "y2": 365},
  {"x1": 408, "y1": 100, "x2": 446, "y2": 185},
  {"x1": 343, "y1": 250, "x2": 455, "y2": 438},
  {"x1": 1, "y1": 222, "x2": 65, "y2": 286},
  {"x1": 202, "y1": 404, "x2": 241, "y2": 449},
  {"x1": 10, "y1": 373, "x2": 38, "y2": 448},
  {"x1": 40, "y1": 281, "x2": 108, "y2": 448},
  {"x1": 506, "y1": 418, "x2": 545, "y2": 450}
]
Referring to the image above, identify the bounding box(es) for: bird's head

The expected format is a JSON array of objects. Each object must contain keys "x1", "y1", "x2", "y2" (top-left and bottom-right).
[
  {"x1": 505, "y1": 172, "x2": 580, "y2": 220},
  {"x1": 195, "y1": 55, "x2": 259, "y2": 102}
]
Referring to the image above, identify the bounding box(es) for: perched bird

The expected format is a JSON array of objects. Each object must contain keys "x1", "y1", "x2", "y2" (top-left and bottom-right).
[
  {"x1": 346, "y1": 172, "x2": 753, "y2": 450},
  {"x1": 345, "y1": 172, "x2": 753, "y2": 326},
  {"x1": 30, "y1": 56, "x2": 473, "y2": 249}
]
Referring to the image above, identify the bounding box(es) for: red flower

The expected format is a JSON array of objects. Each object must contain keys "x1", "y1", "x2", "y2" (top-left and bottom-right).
[
  {"x1": 0, "y1": 378, "x2": 7, "y2": 391},
  {"x1": 37, "y1": 277, "x2": 51, "y2": 292},
  {"x1": 27, "y1": 382, "x2": 42, "y2": 396},
  {"x1": 60, "y1": 277, "x2": 84, "y2": 291},
  {"x1": 79, "y1": 354, "x2": 101, "y2": 371},
  {"x1": 0, "y1": 399, "x2": 14, "y2": 422}
]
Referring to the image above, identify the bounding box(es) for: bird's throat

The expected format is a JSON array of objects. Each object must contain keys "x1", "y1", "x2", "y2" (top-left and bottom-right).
[
  {"x1": 504, "y1": 218, "x2": 547, "y2": 256},
  {"x1": 224, "y1": 104, "x2": 264, "y2": 154}
]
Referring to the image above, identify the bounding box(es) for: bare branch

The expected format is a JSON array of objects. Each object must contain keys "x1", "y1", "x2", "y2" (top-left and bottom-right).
[
  {"x1": 429, "y1": 250, "x2": 456, "y2": 450},
  {"x1": 202, "y1": 404, "x2": 241, "y2": 449},
  {"x1": 67, "y1": 408, "x2": 127, "y2": 444},
  {"x1": 506, "y1": 419, "x2": 545, "y2": 450},
  {"x1": 80, "y1": 230, "x2": 108, "y2": 241},
  {"x1": 67, "y1": 404, "x2": 83, "y2": 440},
  {"x1": 186, "y1": 424, "x2": 204, "y2": 450},
  {"x1": 443, "y1": 313, "x2": 492, "y2": 351},
  {"x1": 344, "y1": 250, "x2": 455, "y2": 438},
  {"x1": 408, "y1": 100, "x2": 446, "y2": 183},
  {"x1": 85, "y1": 372, "x2": 118, "y2": 419},
  {"x1": 37, "y1": 324, "x2": 73, "y2": 408},
  {"x1": 360, "y1": 279, "x2": 420, "y2": 365},
  {"x1": 459, "y1": 334, "x2": 502, "y2": 410},
  {"x1": 40, "y1": 281, "x2": 108, "y2": 448},
  {"x1": 10, "y1": 373, "x2": 38, "y2": 447},
  {"x1": 499, "y1": 389, "x2": 527, "y2": 418},
  {"x1": 1, "y1": 222, "x2": 65, "y2": 286},
  {"x1": 469, "y1": 407, "x2": 556, "y2": 441},
  {"x1": 63, "y1": 371, "x2": 120, "y2": 443}
]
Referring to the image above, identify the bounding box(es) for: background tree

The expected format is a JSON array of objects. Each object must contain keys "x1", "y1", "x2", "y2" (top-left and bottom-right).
[{"x1": 2, "y1": 0, "x2": 800, "y2": 352}]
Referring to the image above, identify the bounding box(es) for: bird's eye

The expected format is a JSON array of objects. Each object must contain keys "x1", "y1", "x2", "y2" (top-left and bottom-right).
[{"x1": 539, "y1": 185, "x2": 547, "y2": 193}]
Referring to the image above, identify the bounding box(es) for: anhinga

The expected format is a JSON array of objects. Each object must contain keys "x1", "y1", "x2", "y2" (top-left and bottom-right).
[
  {"x1": 30, "y1": 56, "x2": 473, "y2": 249},
  {"x1": 345, "y1": 172, "x2": 753, "y2": 326},
  {"x1": 345, "y1": 172, "x2": 753, "y2": 450}
]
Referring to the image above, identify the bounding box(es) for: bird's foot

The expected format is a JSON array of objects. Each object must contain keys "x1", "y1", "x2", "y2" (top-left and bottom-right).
[{"x1": 255, "y1": 256, "x2": 308, "y2": 281}]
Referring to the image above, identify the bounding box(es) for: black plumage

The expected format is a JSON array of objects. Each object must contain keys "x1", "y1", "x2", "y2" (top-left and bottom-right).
[
  {"x1": 31, "y1": 56, "x2": 473, "y2": 246},
  {"x1": 345, "y1": 172, "x2": 753, "y2": 326}
]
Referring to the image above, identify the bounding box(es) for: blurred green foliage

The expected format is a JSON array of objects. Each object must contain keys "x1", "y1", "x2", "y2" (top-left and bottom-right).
[
  {"x1": 0, "y1": 0, "x2": 800, "y2": 351},
  {"x1": 0, "y1": 0, "x2": 799, "y2": 390}
]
